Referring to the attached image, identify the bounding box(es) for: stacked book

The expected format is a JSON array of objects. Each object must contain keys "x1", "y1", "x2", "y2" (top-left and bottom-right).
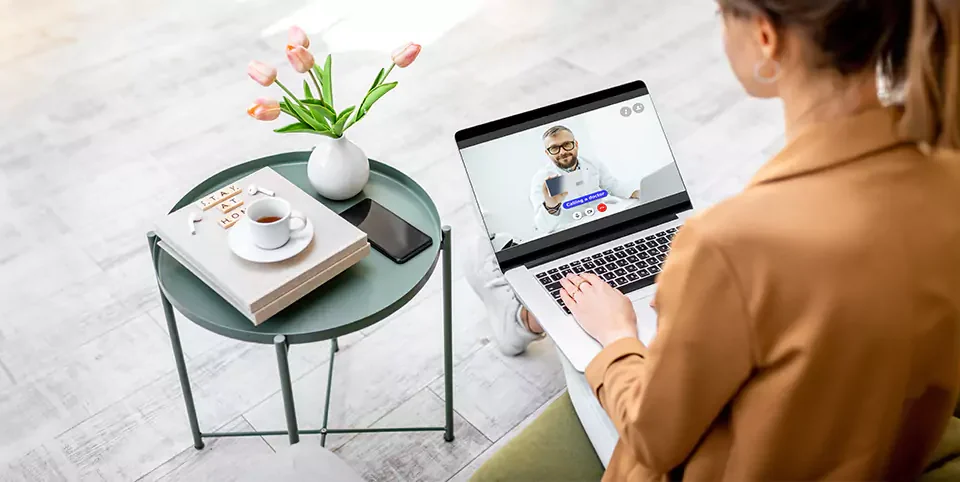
[{"x1": 154, "y1": 167, "x2": 369, "y2": 324}]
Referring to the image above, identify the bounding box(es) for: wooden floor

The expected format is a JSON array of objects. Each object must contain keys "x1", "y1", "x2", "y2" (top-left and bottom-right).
[{"x1": 0, "y1": 0, "x2": 783, "y2": 480}]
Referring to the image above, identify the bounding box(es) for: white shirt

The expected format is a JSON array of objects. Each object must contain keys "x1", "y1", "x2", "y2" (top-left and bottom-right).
[{"x1": 528, "y1": 157, "x2": 637, "y2": 235}]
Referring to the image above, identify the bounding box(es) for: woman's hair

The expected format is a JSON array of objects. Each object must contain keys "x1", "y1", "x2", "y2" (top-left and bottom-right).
[{"x1": 718, "y1": 0, "x2": 959, "y2": 150}]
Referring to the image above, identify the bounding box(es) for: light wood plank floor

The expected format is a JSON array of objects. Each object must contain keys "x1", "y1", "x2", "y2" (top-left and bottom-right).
[{"x1": 0, "y1": 0, "x2": 783, "y2": 479}]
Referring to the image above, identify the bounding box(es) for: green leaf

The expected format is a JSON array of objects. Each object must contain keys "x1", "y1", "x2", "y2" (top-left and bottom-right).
[
  {"x1": 369, "y1": 68, "x2": 385, "y2": 91},
  {"x1": 331, "y1": 106, "x2": 356, "y2": 137},
  {"x1": 335, "y1": 106, "x2": 355, "y2": 123},
  {"x1": 303, "y1": 80, "x2": 313, "y2": 99},
  {"x1": 321, "y1": 54, "x2": 333, "y2": 109},
  {"x1": 282, "y1": 97, "x2": 314, "y2": 125},
  {"x1": 290, "y1": 102, "x2": 328, "y2": 132},
  {"x1": 281, "y1": 97, "x2": 307, "y2": 124},
  {"x1": 301, "y1": 98, "x2": 337, "y2": 123},
  {"x1": 301, "y1": 98, "x2": 333, "y2": 108},
  {"x1": 357, "y1": 81, "x2": 397, "y2": 121},
  {"x1": 274, "y1": 122, "x2": 316, "y2": 134},
  {"x1": 307, "y1": 107, "x2": 332, "y2": 129},
  {"x1": 344, "y1": 115, "x2": 358, "y2": 131},
  {"x1": 310, "y1": 66, "x2": 326, "y2": 103}
]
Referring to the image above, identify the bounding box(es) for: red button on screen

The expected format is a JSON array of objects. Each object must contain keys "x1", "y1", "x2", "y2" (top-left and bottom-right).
[{"x1": 597, "y1": 203, "x2": 607, "y2": 213}]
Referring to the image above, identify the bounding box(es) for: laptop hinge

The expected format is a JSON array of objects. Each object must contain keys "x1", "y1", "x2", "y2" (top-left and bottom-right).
[{"x1": 523, "y1": 212, "x2": 678, "y2": 269}]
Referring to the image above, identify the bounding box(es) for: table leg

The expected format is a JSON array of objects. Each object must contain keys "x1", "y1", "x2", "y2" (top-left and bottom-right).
[
  {"x1": 148, "y1": 233, "x2": 204, "y2": 450},
  {"x1": 163, "y1": 292, "x2": 205, "y2": 450},
  {"x1": 274, "y1": 335, "x2": 299, "y2": 444},
  {"x1": 320, "y1": 340, "x2": 337, "y2": 447},
  {"x1": 442, "y1": 225, "x2": 455, "y2": 442}
]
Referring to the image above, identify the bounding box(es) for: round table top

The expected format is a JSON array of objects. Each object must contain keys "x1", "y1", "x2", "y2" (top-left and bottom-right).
[{"x1": 153, "y1": 151, "x2": 443, "y2": 345}]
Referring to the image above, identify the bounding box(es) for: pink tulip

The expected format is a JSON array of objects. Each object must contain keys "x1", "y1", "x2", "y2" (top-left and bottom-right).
[
  {"x1": 390, "y1": 42, "x2": 421, "y2": 68},
  {"x1": 286, "y1": 45, "x2": 315, "y2": 73},
  {"x1": 247, "y1": 97, "x2": 281, "y2": 121},
  {"x1": 247, "y1": 61, "x2": 277, "y2": 86},
  {"x1": 288, "y1": 25, "x2": 310, "y2": 49}
]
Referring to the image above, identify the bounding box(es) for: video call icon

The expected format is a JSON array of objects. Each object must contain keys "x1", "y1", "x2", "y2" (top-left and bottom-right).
[
  {"x1": 620, "y1": 106, "x2": 632, "y2": 117},
  {"x1": 585, "y1": 207, "x2": 596, "y2": 217}
]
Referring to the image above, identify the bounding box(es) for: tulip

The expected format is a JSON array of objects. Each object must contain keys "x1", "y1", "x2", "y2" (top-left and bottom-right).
[
  {"x1": 247, "y1": 60, "x2": 277, "y2": 86},
  {"x1": 390, "y1": 42, "x2": 421, "y2": 68},
  {"x1": 247, "y1": 97, "x2": 281, "y2": 121},
  {"x1": 288, "y1": 25, "x2": 310, "y2": 49},
  {"x1": 286, "y1": 45, "x2": 315, "y2": 73}
]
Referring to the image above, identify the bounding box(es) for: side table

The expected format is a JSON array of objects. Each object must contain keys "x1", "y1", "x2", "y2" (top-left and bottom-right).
[{"x1": 146, "y1": 151, "x2": 454, "y2": 448}]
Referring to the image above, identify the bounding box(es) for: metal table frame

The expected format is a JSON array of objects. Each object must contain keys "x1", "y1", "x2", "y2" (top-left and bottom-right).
[{"x1": 146, "y1": 226, "x2": 455, "y2": 449}]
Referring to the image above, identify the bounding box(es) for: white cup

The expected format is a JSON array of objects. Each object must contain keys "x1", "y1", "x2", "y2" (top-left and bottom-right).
[{"x1": 245, "y1": 197, "x2": 307, "y2": 250}]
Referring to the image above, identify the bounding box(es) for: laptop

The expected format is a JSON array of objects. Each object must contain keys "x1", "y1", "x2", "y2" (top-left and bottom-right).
[{"x1": 456, "y1": 80, "x2": 693, "y2": 371}]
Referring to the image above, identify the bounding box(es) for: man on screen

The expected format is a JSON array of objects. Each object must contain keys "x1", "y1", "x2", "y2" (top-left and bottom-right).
[{"x1": 530, "y1": 125, "x2": 640, "y2": 234}]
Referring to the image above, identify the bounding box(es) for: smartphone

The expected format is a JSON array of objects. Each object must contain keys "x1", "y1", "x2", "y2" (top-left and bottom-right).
[
  {"x1": 545, "y1": 171, "x2": 584, "y2": 197},
  {"x1": 339, "y1": 199, "x2": 433, "y2": 264},
  {"x1": 545, "y1": 176, "x2": 566, "y2": 197}
]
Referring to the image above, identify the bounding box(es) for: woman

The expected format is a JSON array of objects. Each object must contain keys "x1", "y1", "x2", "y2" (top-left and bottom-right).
[{"x1": 556, "y1": 0, "x2": 960, "y2": 479}]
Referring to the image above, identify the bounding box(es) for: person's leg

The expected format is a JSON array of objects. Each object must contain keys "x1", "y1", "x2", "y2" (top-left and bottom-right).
[
  {"x1": 558, "y1": 347, "x2": 619, "y2": 467},
  {"x1": 465, "y1": 236, "x2": 544, "y2": 356},
  {"x1": 466, "y1": 235, "x2": 618, "y2": 464}
]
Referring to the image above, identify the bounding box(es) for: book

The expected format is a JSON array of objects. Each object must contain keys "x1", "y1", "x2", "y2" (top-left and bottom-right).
[{"x1": 154, "y1": 167, "x2": 370, "y2": 324}]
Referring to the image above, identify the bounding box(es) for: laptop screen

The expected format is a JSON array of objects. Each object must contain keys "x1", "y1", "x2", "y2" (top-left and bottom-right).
[{"x1": 457, "y1": 82, "x2": 687, "y2": 263}]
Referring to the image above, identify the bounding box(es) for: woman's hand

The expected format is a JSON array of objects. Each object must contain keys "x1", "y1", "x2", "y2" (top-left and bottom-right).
[{"x1": 559, "y1": 273, "x2": 639, "y2": 347}]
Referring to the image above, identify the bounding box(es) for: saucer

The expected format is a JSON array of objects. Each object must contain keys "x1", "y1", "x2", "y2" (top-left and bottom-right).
[{"x1": 228, "y1": 218, "x2": 315, "y2": 263}]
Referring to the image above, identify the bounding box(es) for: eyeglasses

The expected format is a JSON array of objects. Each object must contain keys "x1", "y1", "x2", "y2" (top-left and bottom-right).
[{"x1": 546, "y1": 141, "x2": 576, "y2": 155}]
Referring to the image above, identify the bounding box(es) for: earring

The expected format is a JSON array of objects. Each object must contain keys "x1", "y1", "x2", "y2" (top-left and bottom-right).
[{"x1": 753, "y1": 58, "x2": 782, "y2": 84}]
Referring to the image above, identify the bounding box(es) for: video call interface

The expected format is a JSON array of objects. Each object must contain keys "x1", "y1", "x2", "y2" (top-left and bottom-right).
[{"x1": 460, "y1": 93, "x2": 686, "y2": 253}]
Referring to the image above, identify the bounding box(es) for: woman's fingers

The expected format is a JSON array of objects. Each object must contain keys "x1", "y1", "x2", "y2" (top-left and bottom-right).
[
  {"x1": 564, "y1": 273, "x2": 590, "y2": 292},
  {"x1": 559, "y1": 287, "x2": 575, "y2": 307},
  {"x1": 582, "y1": 273, "x2": 605, "y2": 288},
  {"x1": 559, "y1": 287, "x2": 582, "y2": 318},
  {"x1": 558, "y1": 276, "x2": 578, "y2": 301}
]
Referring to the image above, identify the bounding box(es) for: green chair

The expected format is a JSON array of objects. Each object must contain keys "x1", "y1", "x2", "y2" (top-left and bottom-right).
[
  {"x1": 470, "y1": 392, "x2": 605, "y2": 482},
  {"x1": 922, "y1": 417, "x2": 960, "y2": 481},
  {"x1": 472, "y1": 393, "x2": 960, "y2": 481}
]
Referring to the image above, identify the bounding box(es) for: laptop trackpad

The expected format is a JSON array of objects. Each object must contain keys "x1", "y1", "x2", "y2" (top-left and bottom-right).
[{"x1": 632, "y1": 296, "x2": 658, "y2": 346}]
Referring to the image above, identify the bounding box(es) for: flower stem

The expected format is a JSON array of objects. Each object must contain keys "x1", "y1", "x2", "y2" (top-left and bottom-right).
[
  {"x1": 381, "y1": 63, "x2": 396, "y2": 86},
  {"x1": 308, "y1": 70, "x2": 323, "y2": 103},
  {"x1": 275, "y1": 80, "x2": 306, "y2": 108}
]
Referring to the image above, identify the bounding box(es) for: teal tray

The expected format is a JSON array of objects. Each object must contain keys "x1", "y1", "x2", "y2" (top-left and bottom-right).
[{"x1": 153, "y1": 151, "x2": 442, "y2": 344}]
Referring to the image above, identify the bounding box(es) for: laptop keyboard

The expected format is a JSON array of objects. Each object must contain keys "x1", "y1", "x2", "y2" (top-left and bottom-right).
[{"x1": 534, "y1": 227, "x2": 678, "y2": 314}]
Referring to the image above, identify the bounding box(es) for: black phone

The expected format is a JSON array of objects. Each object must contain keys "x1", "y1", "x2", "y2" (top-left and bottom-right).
[{"x1": 339, "y1": 199, "x2": 433, "y2": 264}]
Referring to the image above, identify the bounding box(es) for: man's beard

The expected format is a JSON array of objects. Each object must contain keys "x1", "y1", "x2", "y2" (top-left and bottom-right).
[{"x1": 555, "y1": 155, "x2": 578, "y2": 170}]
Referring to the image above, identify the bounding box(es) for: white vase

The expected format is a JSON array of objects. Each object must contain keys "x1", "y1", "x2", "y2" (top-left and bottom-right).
[{"x1": 307, "y1": 136, "x2": 370, "y2": 200}]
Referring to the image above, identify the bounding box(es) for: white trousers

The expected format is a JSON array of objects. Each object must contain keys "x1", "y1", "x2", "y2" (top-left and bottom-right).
[
  {"x1": 466, "y1": 235, "x2": 619, "y2": 465},
  {"x1": 559, "y1": 347, "x2": 620, "y2": 467}
]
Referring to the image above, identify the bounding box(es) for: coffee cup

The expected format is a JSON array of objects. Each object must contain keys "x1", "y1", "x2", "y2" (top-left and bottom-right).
[{"x1": 245, "y1": 197, "x2": 307, "y2": 250}]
